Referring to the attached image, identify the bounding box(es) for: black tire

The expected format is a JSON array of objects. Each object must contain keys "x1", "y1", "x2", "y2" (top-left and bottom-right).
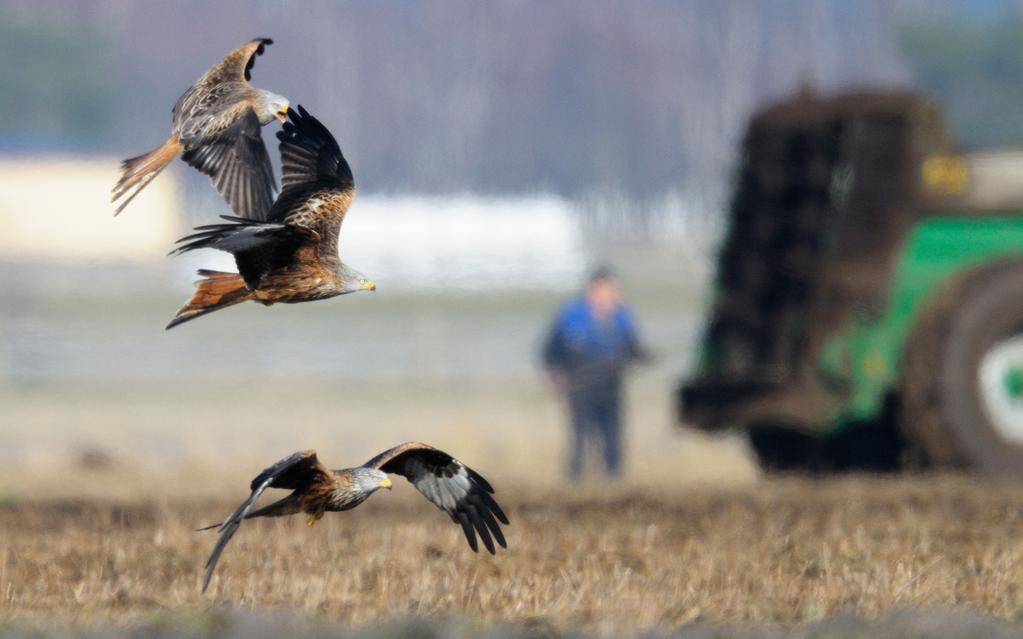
[
  {"x1": 901, "y1": 259, "x2": 1023, "y2": 476},
  {"x1": 824, "y1": 414, "x2": 903, "y2": 473},
  {"x1": 747, "y1": 424, "x2": 829, "y2": 472},
  {"x1": 748, "y1": 418, "x2": 903, "y2": 474}
]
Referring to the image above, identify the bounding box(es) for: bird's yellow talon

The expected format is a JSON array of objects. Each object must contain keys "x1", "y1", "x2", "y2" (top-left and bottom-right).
[{"x1": 307, "y1": 516, "x2": 316, "y2": 527}]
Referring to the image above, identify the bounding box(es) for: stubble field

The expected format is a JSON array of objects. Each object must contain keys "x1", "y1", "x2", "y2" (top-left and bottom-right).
[
  {"x1": 4, "y1": 263, "x2": 1023, "y2": 637},
  {"x1": 4, "y1": 476, "x2": 1023, "y2": 636}
]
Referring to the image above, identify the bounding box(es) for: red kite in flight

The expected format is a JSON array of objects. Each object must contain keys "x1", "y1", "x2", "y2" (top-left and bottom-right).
[
  {"x1": 200, "y1": 443, "x2": 509, "y2": 592},
  {"x1": 166, "y1": 106, "x2": 374, "y2": 329},
  {"x1": 112, "y1": 38, "x2": 288, "y2": 218}
]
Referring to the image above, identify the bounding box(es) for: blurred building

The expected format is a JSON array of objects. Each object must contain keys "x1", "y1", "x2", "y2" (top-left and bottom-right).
[{"x1": 0, "y1": 157, "x2": 181, "y2": 261}]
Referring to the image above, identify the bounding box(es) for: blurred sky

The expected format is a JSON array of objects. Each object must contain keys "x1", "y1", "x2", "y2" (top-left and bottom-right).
[{"x1": 5, "y1": 0, "x2": 1023, "y2": 218}]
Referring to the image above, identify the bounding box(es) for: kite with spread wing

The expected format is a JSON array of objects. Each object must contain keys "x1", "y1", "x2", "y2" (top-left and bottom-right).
[
  {"x1": 112, "y1": 38, "x2": 289, "y2": 218},
  {"x1": 199, "y1": 443, "x2": 509, "y2": 592},
  {"x1": 166, "y1": 105, "x2": 374, "y2": 329}
]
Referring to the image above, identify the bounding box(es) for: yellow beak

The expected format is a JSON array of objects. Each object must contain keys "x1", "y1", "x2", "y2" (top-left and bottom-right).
[
  {"x1": 379, "y1": 477, "x2": 392, "y2": 490},
  {"x1": 276, "y1": 106, "x2": 290, "y2": 124},
  {"x1": 362, "y1": 280, "x2": 377, "y2": 291}
]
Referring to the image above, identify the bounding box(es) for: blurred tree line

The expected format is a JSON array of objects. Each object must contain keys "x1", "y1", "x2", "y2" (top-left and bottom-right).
[
  {"x1": 0, "y1": 0, "x2": 907, "y2": 211},
  {"x1": 0, "y1": 14, "x2": 116, "y2": 149},
  {"x1": 7, "y1": 0, "x2": 1022, "y2": 211}
]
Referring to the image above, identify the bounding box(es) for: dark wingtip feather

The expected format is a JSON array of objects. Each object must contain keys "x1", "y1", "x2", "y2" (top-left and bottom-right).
[
  {"x1": 244, "y1": 38, "x2": 274, "y2": 81},
  {"x1": 281, "y1": 104, "x2": 306, "y2": 132},
  {"x1": 285, "y1": 104, "x2": 320, "y2": 133},
  {"x1": 469, "y1": 469, "x2": 495, "y2": 494},
  {"x1": 475, "y1": 501, "x2": 507, "y2": 548},
  {"x1": 470, "y1": 507, "x2": 496, "y2": 554},
  {"x1": 455, "y1": 511, "x2": 478, "y2": 553},
  {"x1": 475, "y1": 483, "x2": 509, "y2": 525}
]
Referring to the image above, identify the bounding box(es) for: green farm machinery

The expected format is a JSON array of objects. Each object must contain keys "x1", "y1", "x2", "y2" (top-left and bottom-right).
[{"x1": 679, "y1": 90, "x2": 1023, "y2": 475}]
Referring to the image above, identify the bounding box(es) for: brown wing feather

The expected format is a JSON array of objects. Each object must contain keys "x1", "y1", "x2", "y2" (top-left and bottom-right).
[
  {"x1": 201, "y1": 38, "x2": 273, "y2": 86},
  {"x1": 254, "y1": 450, "x2": 331, "y2": 490},
  {"x1": 364, "y1": 442, "x2": 440, "y2": 470},
  {"x1": 269, "y1": 106, "x2": 354, "y2": 256},
  {"x1": 200, "y1": 450, "x2": 331, "y2": 592},
  {"x1": 365, "y1": 443, "x2": 509, "y2": 554},
  {"x1": 274, "y1": 190, "x2": 351, "y2": 259},
  {"x1": 180, "y1": 107, "x2": 276, "y2": 220}
]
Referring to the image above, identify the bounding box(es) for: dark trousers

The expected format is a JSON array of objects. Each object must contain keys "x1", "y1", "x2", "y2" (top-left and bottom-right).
[{"x1": 568, "y1": 387, "x2": 622, "y2": 479}]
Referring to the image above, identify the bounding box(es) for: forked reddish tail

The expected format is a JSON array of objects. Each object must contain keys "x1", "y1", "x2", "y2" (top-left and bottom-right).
[
  {"x1": 166, "y1": 270, "x2": 253, "y2": 330},
  {"x1": 111, "y1": 133, "x2": 183, "y2": 215}
]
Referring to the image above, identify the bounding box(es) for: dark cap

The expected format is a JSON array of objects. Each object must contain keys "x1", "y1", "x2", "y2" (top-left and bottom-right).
[{"x1": 588, "y1": 265, "x2": 615, "y2": 283}]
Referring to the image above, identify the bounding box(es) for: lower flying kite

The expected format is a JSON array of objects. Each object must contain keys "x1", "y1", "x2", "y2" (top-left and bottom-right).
[{"x1": 199, "y1": 443, "x2": 509, "y2": 592}]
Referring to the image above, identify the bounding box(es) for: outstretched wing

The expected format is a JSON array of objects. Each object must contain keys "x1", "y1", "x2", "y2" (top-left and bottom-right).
[
  {"x1": 269, "y1": 105, "x2": 355, "y2": 257},
  {"x1": 202, "y1": 37, "x2": 274, "y2": 85},
  {"x1": 201, "y1": 450, "x2": 330, "y2": 592},
  {"x1": 275, "y1": 104, "x2": 353, "y2": 194},
  {"x1": 171, "y1": 215, "x2": 316, "y2": 289},
  {"x1": 365, "y1": 443, "x2": 509, "y2": 554},
  {"x1": 180, "y1": 108, "x2": 276, "y2": 221}
]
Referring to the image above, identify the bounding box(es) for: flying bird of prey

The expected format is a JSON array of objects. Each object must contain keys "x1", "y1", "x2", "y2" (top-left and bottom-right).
[
  {"x1": 166, "y1": 105, "x2": 374, "y2": 329},
  {"x1": 111, "y1": 38, "x2": 289, "y2": 218},
  {"x1": 199, "y1": 443, "x2": 509, "y2": 592}
]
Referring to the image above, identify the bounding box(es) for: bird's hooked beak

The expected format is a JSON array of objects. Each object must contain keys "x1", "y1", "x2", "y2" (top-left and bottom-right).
[
  {"x1": 275, "y1": 105, "x2": 290, "y2": 124},
  {"x1": 362, "y1": 280, "x2": 377, "y2": 292},
  {"x1": 379, "y1": 477, "x2": 392, "y2": 490}
]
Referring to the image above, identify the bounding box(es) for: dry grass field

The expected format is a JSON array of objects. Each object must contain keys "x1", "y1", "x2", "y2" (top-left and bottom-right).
[
  {"x1": 4, "y1": 476, "x2": 1023, "y2": 636},
  {"x1": 4, "y1": 275, "x2": 1023, "y2": 637}
]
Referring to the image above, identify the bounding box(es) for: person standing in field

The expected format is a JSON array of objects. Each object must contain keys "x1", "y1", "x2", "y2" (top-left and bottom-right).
[{"x1": 542, "y1": 267, "x2": 647, "y2": 480}]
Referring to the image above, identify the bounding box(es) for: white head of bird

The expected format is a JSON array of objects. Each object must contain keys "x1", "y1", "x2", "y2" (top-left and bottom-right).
[
  {"x1": 341, "y1": 264, "x2": 376, "y2": 294},
  {"x1": 352, "y1": 467, "x2": 392, "y2": 495},
  {"x1": 258, "y1": 90, "x2": 291, "y2": 125}
]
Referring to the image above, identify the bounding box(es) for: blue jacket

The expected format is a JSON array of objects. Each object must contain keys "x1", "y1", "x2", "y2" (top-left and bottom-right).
[{"x1": 542, "y1": 297, "x2": 643, "y2": 391}]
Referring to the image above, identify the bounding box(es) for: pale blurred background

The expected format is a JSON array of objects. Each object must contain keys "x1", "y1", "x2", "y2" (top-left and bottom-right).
[{"x1": 2, "y1": 0, "x2": 1022, "y2": 495}]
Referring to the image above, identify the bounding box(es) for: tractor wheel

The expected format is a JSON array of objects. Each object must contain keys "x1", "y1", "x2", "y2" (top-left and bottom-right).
[
  {"x1": 748, "y1": 419, "x2": 902, "y2": 474},
  {"x1": 747, "y1": 424, "x2": 829, "y2": 472},
  {"x1": 901, "y1": 260, "x2": 1023, "y2": 476},
  {"x1": 824, "y1": 414, "x2": 903, "y2": 472}
]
